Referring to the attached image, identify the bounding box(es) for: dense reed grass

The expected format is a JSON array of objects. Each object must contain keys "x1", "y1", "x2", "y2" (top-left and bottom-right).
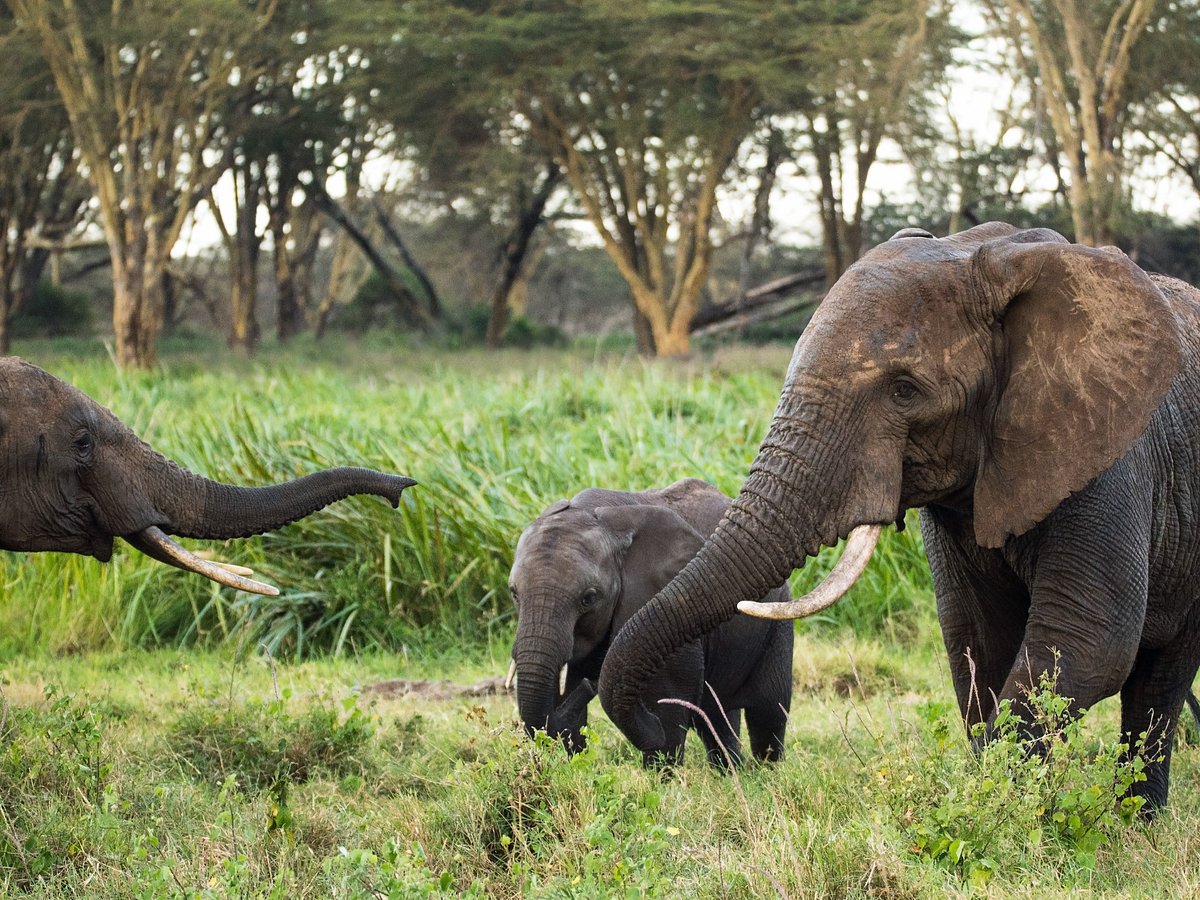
[{"x1": 0, "y1": 336, "x2": 935, "y2": 659}]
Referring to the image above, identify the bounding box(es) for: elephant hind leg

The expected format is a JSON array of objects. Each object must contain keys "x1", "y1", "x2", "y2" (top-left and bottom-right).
[
  {"x1": 745, "y1": 703, "x2": 788, "y2": 762},
  {"x1": 1118, "y1": 639, "x2": 1200, "y2": 815}
]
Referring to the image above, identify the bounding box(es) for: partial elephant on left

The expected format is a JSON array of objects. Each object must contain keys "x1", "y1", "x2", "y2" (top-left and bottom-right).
[{"x1": 0, "y1": 358, "x2": 416, "y2": 594}]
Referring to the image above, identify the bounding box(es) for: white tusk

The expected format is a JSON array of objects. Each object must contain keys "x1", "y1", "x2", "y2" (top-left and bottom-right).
[
  {"x1": 559, "y1": 663, "x2": 569, "y2": 696},
  {"x1": 124, "y1": 526, "x2": 280, "y2": 597},
  {"x1": 738, "y1": 524, "x2": 883, "y2": 620},
  {"x1": 504, "y1": 658, "x2": 517, "y2": 691}
]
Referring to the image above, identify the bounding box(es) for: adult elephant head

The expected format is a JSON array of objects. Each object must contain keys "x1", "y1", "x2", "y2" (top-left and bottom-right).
[
  {"x1": 0, "y1": 358, "x2": 416, "y2": 593},
  {"x1": 598, "y1": 222, "x2": 1181, "y2": 751}
]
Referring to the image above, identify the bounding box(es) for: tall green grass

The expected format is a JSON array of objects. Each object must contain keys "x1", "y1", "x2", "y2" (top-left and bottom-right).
[{"x1": 0, "y1": 336, "x2": 934, "y2": 659}]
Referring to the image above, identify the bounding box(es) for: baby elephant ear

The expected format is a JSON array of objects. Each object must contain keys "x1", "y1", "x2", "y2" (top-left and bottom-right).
[
  {"x1": 973, "y1": 234, "x2": 1183, "y2": 548},
  {"x1": 593, "y1": 505, "x2": 709, "y2": 632}
]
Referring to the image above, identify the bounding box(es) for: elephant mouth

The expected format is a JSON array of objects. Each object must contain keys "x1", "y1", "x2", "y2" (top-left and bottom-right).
[
  {"x1": 121, "y1": 526, "x2": 280, "y2": 595},
  {"x1": 90, "y1": 534, "x2": 115, "y2": 562}
]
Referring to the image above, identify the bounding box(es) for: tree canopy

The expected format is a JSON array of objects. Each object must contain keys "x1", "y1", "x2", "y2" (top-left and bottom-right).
[{"x1": 2, "y1": 0, "x2": 1199, "y2": 363}]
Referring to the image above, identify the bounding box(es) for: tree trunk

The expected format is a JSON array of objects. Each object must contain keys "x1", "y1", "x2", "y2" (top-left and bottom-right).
[
  {"x1": 485, "y1": 166, "x2": 561, "y2": 348},
  {"x1": 632, "y1": 307, "x2": 656, "y2": 356},
  {"x1": 312, "y1": 187, "x2": 433, "y2": 328},
  {"x1": 111, "y1": 228, "x2": 163, "y2": 369},
  {"x1": 371, "y1": 198, "x2": 443, "y2": 322},
  {"x1": 654, "y1": 320, "x2": 692, "y2": 357},
  {"x1": 274, "y1": 243, "x2": 304, "y2": 341},
  {"x1": 229, "y1": 251, "x2": 261, "y2": 353}
]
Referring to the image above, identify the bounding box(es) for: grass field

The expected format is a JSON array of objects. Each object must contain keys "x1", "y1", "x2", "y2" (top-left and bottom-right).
[{"x1": 2, "y1": 336, "x2": 1199, "y2": 897}]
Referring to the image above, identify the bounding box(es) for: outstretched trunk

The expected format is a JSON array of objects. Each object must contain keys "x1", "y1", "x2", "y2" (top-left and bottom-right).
[
  {"x1": 150, "y1": 463, "x2": 413, "y2": 541},
  {"x1": 108, "y1": 433, "x2": 412, "y2": 542}
]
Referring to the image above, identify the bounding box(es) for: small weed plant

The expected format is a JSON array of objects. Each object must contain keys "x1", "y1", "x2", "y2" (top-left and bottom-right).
[
  {"x1": 170, "y1": 685, "x2": 376, "y2": 793},
  {"x1": 881, "y1": 666, "x2": 1154, "y2": 887}
]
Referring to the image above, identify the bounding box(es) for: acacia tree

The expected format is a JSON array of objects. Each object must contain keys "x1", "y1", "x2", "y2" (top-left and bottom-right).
[
  {"x1": 0, "y1": 16, "x2": 88, "y2": 352},
  {"x1": 7, "y1": 0, "x2": 280, "y2": 367},
  {"x1": 797, "y1": 0, "x2": 953, "y2": 285},
  {"x1": 1127, "y1": 3, "x2": 1200, "y2": 220},
  {"x1": 375, "y1": 67, "x2": 566, "y2": 349},
  {"x1": 981, "y1": 0, "x2": 1161, "y2": 246},
  {"x1": 401, "y1": 0, "x2": 834, "y2": 356}
]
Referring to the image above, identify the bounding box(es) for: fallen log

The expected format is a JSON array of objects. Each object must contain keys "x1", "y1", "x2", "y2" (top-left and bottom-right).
[{"x1": 689, "y1": 268, "x2": 824, "y2": 331}]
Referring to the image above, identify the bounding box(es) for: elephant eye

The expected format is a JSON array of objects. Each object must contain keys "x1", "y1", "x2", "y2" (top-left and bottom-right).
[
  {"x1": 509, "y1": 585, "x2": 519, "y2": 605},
  {"x1": 890, "y1": 378, "x2": 920, "y2": 406},
  {"x1": 580, "y1": 588, "x2": 599, "y2": 609},
  {"x1": 73, "y1": 430, "x2": 95, "y2": 459}
]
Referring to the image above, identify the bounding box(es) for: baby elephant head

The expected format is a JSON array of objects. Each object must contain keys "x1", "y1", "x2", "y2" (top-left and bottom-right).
[{"x1": 507, "y1": 499, "x2": 707, "y2": 752}]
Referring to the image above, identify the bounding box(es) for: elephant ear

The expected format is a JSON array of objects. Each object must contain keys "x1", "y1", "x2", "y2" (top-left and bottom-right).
[
  {"x1": 593, "y1": 504, "x2": 709, "y2": 634},
  {"x1": 972, "y1": 232, "x2": 1183, "y2": 548}
]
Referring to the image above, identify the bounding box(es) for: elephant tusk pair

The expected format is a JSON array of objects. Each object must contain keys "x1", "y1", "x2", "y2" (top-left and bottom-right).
[
  {"x1": 500, "y1": 659, "x2": 568, "y2": 695},
  {"x1": 738, "y1": 523, "x2": 883, "y2": 620},
  {"x1": 123, "y1": 526, "x2": 280, "y2": 596}
]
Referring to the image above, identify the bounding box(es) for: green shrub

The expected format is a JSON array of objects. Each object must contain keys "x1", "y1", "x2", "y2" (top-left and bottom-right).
[
  {"x1": 0, "y1": 686, "x2": 111, "y2": 887},
  {"x1": 12, "y1": 281, "x2": 95, "y2": 338},
  {"x1": 170, "y1": 688, "x2": 375, "y2": 792},
  {"x1": 332, "y1": 271, "x2": 430, "y2": 332},
  {"x1": 880, "y1": 665, "x2": 1152, "y2": 888},
  {"x1": 500, "y1": 315, "x2": 565, "y2": 349}
]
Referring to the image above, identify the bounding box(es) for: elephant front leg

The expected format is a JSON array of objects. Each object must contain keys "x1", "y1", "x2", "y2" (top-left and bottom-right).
[{"x1": 989, "y1": 484, "x2": 1151, "y2": 751}]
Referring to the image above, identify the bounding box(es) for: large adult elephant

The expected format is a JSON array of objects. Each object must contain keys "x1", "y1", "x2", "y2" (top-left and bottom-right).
[
  {"x1": 599, "y1": 222, "x2": 1200, "y2": 812},
  {"x1": 0, "y1": 358, "x2": 415, "y2": 593}
]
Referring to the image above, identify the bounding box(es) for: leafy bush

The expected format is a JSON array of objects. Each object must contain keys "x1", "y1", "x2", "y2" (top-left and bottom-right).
[
  {"x1": 331, "y1": 270, "x2": 430, "y2": 332},
  {"x1": 170, "y1": 688, "x2": 375, "y2": 792},
  {"x1": 880, "y1": 666, "x2": 1152, "y2": 888},
  {"x1": 0, "y1": 686, "x2": 111, "y2": 887},
  {"x1": 499, "y1": 315, "x2": 565, "y2": 349}
]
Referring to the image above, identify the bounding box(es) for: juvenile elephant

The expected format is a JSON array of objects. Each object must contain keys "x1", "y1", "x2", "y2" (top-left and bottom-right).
[
  {"x1": 0, "y1": 358, "x2": 415, "y2": 593},
  {"x1": 600, "y1": 223, "x2": 1200, "y2": 813},
  {"x1": 508, "y1": 479, "x2": 793, "y2": 767}
]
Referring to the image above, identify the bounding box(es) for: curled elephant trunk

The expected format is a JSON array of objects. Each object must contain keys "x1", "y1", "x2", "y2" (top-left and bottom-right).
[
  {"x1": 598, "y1": 461, "x2": 813, "y2": 751},
  {"x1": 737, "y1": 524, "x2": 882, "y2": 619},
  {"x1": 597, "y1": 383, "x2": 897, "y2": 751},
  {"x1": 515, "y1": 650, "x2": 563, "y2": 739}
]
